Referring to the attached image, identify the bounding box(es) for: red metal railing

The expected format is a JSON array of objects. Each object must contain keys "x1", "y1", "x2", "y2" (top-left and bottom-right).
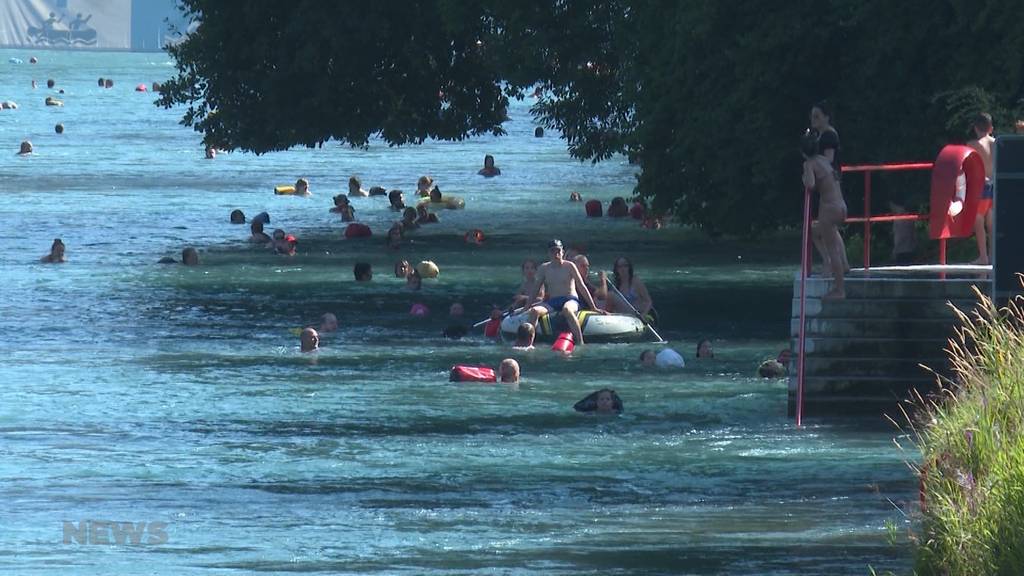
[{"x1": 795, "y1": 161, "x2": 933, "y2": 427}]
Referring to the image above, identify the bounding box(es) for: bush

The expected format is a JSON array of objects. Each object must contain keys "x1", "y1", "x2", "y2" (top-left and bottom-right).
[{"x1": 908, "y1": 284, "x2": 1024, "y2": 575}]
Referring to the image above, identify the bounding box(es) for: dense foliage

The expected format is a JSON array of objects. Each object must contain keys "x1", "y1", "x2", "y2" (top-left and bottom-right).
[
  {"x1": 160, "y1": 0, "x2": 1024, "y2": 235},
  {"x1": 907, "y1": 290, "x2": 1024, "y2": 574}
]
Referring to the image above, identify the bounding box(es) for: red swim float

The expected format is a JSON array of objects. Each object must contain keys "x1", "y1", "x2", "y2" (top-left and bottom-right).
[
  {"x1": 450, "y1": 365, "x2": 497, "y2": 383},
  {"x1": 551, "y1": 332, "x2": 574, "y2": 354},
  {"x1": 344, "y1": 223, "x2": 372, "y2": 238}
]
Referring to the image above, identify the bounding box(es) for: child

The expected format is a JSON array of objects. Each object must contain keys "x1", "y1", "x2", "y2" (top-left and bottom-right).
[
  {"x1": 294, "y1": 178, "x2": 311, "y2": 196},
  {"x1": 348, "y1": 176, "x2": 368, "y2": 197},
  {"x1": 512, "y1": 259, "x2": 544, "y2": 309}
]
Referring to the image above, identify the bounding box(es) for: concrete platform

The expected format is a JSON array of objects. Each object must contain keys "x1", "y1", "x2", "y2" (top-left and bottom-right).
[{"x1": 789, "y1": 267, "x2": 991, "y2": 418}]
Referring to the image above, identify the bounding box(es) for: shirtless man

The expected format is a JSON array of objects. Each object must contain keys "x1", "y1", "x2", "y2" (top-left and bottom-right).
[
  {"x1": 967, "y1": 113, "x2": 995, "y2": 265},
  {"x1": 526, "y1": 239, "x2": 605, "y2": 345},
  {"x1": 41, "y1": 238, "x2": 66, "y2": 263},
  {"x1": 802, "y1": 132, "x2": 847, "y2": 299}
]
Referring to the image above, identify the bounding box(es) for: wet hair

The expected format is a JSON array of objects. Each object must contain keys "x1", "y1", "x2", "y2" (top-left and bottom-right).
[
  {"x1": 349, "y1": 176, "x2": 361, "y2": 188},
  {"x1": 295, "y1": 178, "x2": 309, "y2": 190},
  {"x1": 104, "y1": 78, "x2": 113, "y2": 88},
  {"x1": 573, "y1": 388, "x2": 624, "y2": 413},
  {"x1": 484, "y1": 154, "x2": 495, "y2": 166},
  {"x1": 54, "y1": 123, "x2": 64, "y2": 134},
  {"x1": 800, "y1": 131, "x2": 819, "y2": 158},
  {"x1": 812, "y1": 100, "x2": 832, "y2": 121},
  {"x1": 516, "y1": 322, "x2": 535, "y2": 344},
  {"x1": 251, "y1": 219, "x2": 264, "y2": 233},
  {"x1": 429, "y1": 188, "x2": 442, "y2": 202},
  {"x1": 388, "y1": 189, "x2": 404, "y2": 208},
  {"x1": 612, "y1": 256, "x2": 634, "y2": 287},
  {"x1": 229, "y1": 209, "x2": 245, "y2": 223},
  {"x1": 696, "y1": 339, "x2": 713, "y2": 358},
  {"x1": 333, "y1": 193, "x2": 350, "y2": 206},
  {"x1": 353, "y1": 262, "x2": 372, "y2": 281},
  {"x1": 403, "y1": 207, "x2": 417, "y2": 220},
  {"x1": 972, "y1": 112, "x2": 993, "y2": 131},
  {"x1": 97, "y1": 77, "x2": 105, "y2": 86},
  {"x1": 46, "y1": 78, "x2": 55, "y2": 88},
  {"x1": 758, "y1": 360, "x2": 786, "y2": 378},
  {"x1": 534, "y1": 126, "x2": 544, "y2": 137},
  {"x1": 499, "y1": 358, "x2": 520, "y2": 382},
  {"x1": 181, "y1": 247, "x2": 200, "y2": 266},
  {"x1": 639, "y1": 349, "x2": 655, "y2": 362}
]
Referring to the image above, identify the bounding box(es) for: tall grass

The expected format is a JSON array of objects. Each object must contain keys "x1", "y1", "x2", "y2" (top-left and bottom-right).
[{"x1": 898, "y1": 285, "x2": 1024, "y2": 575}]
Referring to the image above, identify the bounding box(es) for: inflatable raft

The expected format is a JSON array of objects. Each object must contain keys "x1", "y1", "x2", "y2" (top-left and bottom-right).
[{"x1": 500, "y1": 309, "x2": 651, "y2": 343}]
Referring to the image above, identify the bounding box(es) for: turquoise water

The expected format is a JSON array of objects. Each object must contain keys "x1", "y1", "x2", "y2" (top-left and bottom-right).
[{"x1": 1, "y1": 50, "x2": 914, "y2": 574}]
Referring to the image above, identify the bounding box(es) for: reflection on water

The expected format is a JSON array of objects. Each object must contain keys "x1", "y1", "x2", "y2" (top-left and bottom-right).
[{"x1": 0, "y1": 49, "x2": 913, "y2": 574}]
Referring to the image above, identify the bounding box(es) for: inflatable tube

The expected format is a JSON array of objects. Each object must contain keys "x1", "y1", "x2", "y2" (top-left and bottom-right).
[
  {"x1": 418, "y1": 196, "x2": 465, "y2": 210},
  {"x1": 344, "y1": 223, "x2": 372, "y2": 238},
  {"x1": 274, "y1": 185, "x2": 297, "y2": 195},
  {"x1": 551, "y1": 332, "x2": 575, "y2": 354},
  {"x1": 415, "y1": 260, "x2": 439, "y2": 279},
  {"x1": 501, "y1": 309, "x2": 648, "y2": 342},
  {"x1": 585, "y1": 200, "x2": 602, "y2": 217},
  {"x1": 450, "y1": 365, "x2": 496, "y2": 383},
  {"x1": 929, "y1": 144, "x2": 986, "y2": 240}
]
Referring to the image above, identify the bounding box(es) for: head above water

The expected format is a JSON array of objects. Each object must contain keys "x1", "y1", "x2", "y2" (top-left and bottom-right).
[
  {"x1": 499, "y1": 358, "x2": 520, "y2": 383},
  {"x1": 395, "y1": 260, "x2": 411, "y2": 278},
  {"x1": 181, "y1": 247, "x2": 200, "y2": 266},
  {"x1": 348, "y1": 176, "x2": 361, "y2": 193},
  {"x1": 319, "y1": 313, "x2": 338, "y2": 332},
  {"x1": 389, "y1": 189, "x2": 404, "y2": 208},
  {"x1": 515, "y1": 322, "x2": 535, "y2": 347},
  {"x1": 300, "y1": 327, "x2": 319, "y2": 352},
  {"x1": 573, "y1": 254, "x2": 590, "y2": 275},
  {"x1": 696, "y1": 339, "x2": 714, "y2": 359},
  {"x1": 484, "y1": 154, "x2": 495, "y2": 168},
  {"x1": 230, "y1": 209, "x2": 245, "y2": 224},
  {"x1": 429, "y1": 188, "x2": 442, "y2": 202},
  {"x1": 354, "y1": 262, "x2": 372, "y2": 281},
  {"x1": 640, "y1": 349, "x2": 656, "y2": 366}
]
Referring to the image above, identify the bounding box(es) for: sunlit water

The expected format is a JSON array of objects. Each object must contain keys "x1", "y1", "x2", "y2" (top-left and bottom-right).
[{"x1": 0, "y1": 49, "x2": 915, "y2": 574}]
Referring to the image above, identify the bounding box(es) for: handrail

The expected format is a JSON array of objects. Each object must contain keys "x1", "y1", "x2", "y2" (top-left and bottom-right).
[{"x1": 796, "y1": 161, "x2": 933, "y2": 425}]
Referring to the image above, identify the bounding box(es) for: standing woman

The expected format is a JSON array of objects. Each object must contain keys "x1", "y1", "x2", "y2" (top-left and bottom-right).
[
  {"x1": 809, "y1": 101, "x2": 849, "y2": 276},
  {"x1": 610, "y1": 257, "x2": 654, "y2": 320}
]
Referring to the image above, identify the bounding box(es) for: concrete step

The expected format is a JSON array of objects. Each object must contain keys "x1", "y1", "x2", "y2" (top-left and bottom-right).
[
  {"x1": 792, "y1": 317, "x2": 959, "y2": 339},
  {"x1": 791, "y1": 297, "x2": 977, "y2": 319},
  {"x1": 801, "y1": 356, "x2": 948, "y2": 378},
  {"x1": 787, "y1": 394, "x2": 929, "y2": 418},
  {"x1": 794, "y1": 276, "x2": 989, "y2": 300},
  {"x1": 793, "y1": 337, "x2": 953, "y2": 357},
  {"x1": 789, "y1": 374, "x2": 936, "y2": 395}
]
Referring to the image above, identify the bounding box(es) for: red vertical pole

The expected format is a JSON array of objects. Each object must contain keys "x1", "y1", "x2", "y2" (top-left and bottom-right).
[
  {"x1": 863, "y1": 172, "x2": 872, "y2": 270},
  {"x1": 796, "y1": 186, "x2": 812, "y2": 427}
]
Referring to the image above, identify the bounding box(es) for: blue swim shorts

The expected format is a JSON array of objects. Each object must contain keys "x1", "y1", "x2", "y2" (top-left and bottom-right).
[
  {"x1": 982, "y1": 180, "x2": 994, "y2": 200},
  {"x1": 545, "y1": 295, "x2": 580, "y2": 312}
]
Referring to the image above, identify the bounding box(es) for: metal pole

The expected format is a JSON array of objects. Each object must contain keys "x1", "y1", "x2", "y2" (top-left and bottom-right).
[
  {"x1": 797, "y1": 186, "x2": 812, "y2": 427},
  {"x1": 864, "y1": 171, "x2": 872, "y2": 270}
]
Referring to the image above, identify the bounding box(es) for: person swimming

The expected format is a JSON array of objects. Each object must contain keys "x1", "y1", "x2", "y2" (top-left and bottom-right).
[
  {"x1": 354, "y1": 262, "x2": 372, "y2": 281},
  {"x1": 513, "y1": 322, "x2": 536, "y2": 350},
  {"x1": 499, "y1": 358, "x2": 520, "y2": 383},
  {"x1": 300, "y1": 327, "x2": 319, "y2": 352},
  {"x1": 229, "y1": 209, "x2": 245, "y2": 224},
  {"x1": 348, "y1": 176, "x2": 368, "y2": 197},
  {"x1": 250, "y1": 220, "x2": 271, "y2": 244},
  {"x1": 18, "y1": 140, "x2": 33, "y2": 155},
  {"x1": 401, "y1": 207, "x2": 419, "y2": 232},
  {"x1": 181, "y1": 247, "x2": 200, "y2": 266},
  {"x1": 40, "y1": 238, "x2": 66, "y2": 263},
  {"x1": 294, "y1": 178, "x2": 311, "y2": 196},
  {"x1": 388, "y1": 189, "x2": 405, "y2": 211},
  {"x1": 696, "y1": 339, "x2": 714, "y2": 359},
  {"x1": 574, "y1": 389, "x2": 623, "y2": 414},
  {"x1": 416, "y1": 175, "x2": 435, "y2": 197},
  {"x1": 318, "y1": 313, "x2": 338, "y2": 333},
  {"x1": 416, "y1": 204, "x2": 439, "y2": 224},
  {"x1": 640, "y1": 348, "x2": 685, "y2": 368},
  {"x1": 478, "y1": 154, "x2": 501, "y2": 177}
]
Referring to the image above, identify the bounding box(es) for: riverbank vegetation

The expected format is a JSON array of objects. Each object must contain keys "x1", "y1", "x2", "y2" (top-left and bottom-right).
[
  {"x1": 160, "y1": 1, "x2": 1024, "y2": 236},
  {"x1": 908, "y1": 288, "x2": 1024, "y2": 574}
]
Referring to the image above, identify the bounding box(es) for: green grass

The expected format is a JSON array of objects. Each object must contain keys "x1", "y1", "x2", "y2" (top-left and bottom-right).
[{"x1": 895, "y1": 284, "x2": 1024, "y2": 575}]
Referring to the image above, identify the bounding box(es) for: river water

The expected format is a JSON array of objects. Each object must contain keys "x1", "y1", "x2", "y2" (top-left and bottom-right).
[{"x1": 0, "y1": 49, "x2": 915, "y2": 574}]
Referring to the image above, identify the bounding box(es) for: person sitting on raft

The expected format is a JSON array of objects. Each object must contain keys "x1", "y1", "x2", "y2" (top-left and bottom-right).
[
  {"x1": 416, "y1": 175, "x2": 435, "y2": 197},
  {"x1": 478, "y1": 154, "x2": 501, "y2": 177},
  {"x1": 513, "y1": 323, "x2": 536, "y2": 350},
  {"x1": 388, "y1": 189, "x2": 405, "y2": 211},
  {"x1": 512, "y1": 259, "x2": 545, "y2": 309},
  {"x1": 573, "y1": 254, "x2": 607, "y2": 310},
  {"x1": 250, "y1": 220, "x2": 271, "y2": 244},
  {"x1": 41, "y1": 238, "x2": 66, "y2": 263},
  {"x1": 348, "y1": 176, "x2": 368, "y2": 197},
  {"x1": 609, "y1": 256, "x2": 653, "y2": 318},
  {"x1": 416, "y1": 203, "x2": 439, "y2": 224},
  {"x1": 525, "y1": 239, "x2": 606, "y2": 346}
]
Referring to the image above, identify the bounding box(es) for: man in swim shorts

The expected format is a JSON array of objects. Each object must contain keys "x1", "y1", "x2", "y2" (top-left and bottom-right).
[
  {"x1": 526, "y1": 239, "x2": 605, "y2": 345},
  {"x1": 967, "y1": 113, "x2": 995, "y2": 265}
]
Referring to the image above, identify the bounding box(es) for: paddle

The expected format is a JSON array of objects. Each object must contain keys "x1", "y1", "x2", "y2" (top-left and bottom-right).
[
  {"x1": 473, "y1": 305, "x2": 525, "y2": 329},
  {"x1": 605, "y1": 273, "x2": 666, "y2": 343}
]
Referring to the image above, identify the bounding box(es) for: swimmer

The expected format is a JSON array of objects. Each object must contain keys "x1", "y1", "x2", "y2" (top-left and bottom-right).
[
  {"x1": 294, "y1": 178, "x2": 311, "y2": 196},
  {"x1": 395, "y1": 260, "x2": 411, "y2": 278},
  {"x1": 429, "y1": 187, "x2": 443, "y2": 203},
  {"x1": 97, "y1": 77, "x2": 104, "y2": 87},
  {"x1": 387, "y1": 223, "x2": 403, "y2": 249},
  {"x1": 18, "y1": 141, "x2": 33, "y2": 155},
  {"x1": 330, "y1": 194, "x2": 351, "y2": 214},
  {"x1": 406, "y1": 269, "x2": 422, "y2": 290},
  {"x1": 569, "y1": 191, "x2": 582, "y2": 202},
  {"x1": 449, "y1": 302, "x2": 465, "y2": 318},
  {"x1": 230, "y1": 209, "x2": 246, "y2": 224},
  {"x1": 318, "y1": 312, "x2": 339, "y2": 333},
  {"x1": 368, "y1": 186, "x2": 386, "y2": 196},
  {"x1": 416, "y1": 175, "x2": 435, "y2": 197},
  {"x1": 354, "y1": 262, "x2": 372, "y2": 281},
  {"x1": 640, "y1": 348, "x2": 685, "y2": 368},
  {"x1": 205, "y1": 146, "x2": 216, "y2": 159},
  {"x1": 401, "y1": 207, "x2": 419, "y2": 232},
  {"x1": 250, "y1": 220, "x2": 272, "y2": 244},
  {"x1": 277, "y1": 234, "x2": 298, "y2": 256},
  {"x1": 1, "y1": 101, "x2": 18, "y2": 109},
  {"x1": 348, "y1": 176, "x2": 368, "y2": 197},
  {"x1": 534, "y1": 126, "x2": 544, "y2": 138},
  {"x1": 181, "y1": 247, "x2": 200, "y2": 266},
  {"x1": 573, "y1": 388, "x2": 623, "y2": 414},
  {"x1": 46, "y1": 79, "x2": 55, "y2": 89},
  {"x1": 499, "y1": 358, "x2": 520, "y2": 384},
  {"x1": 607, "y1": 196, "x2": 629, "y2": 217},
  {"x1": 104, "y1": 79, "x2": 113, "y2": 88},
  {"x1": 758, "y1": 360, "x2": 787, "y2": 378},
  {"x1": 388, "y1": 189, "x2": 406, "y2": 210},
  {"x1": 55, "y1": 123, "x2": 64, "y2": 134},
  {"x1": 40, "y1": 238, "x2": 66, "y2": 263},
  {"x1": 270, "y1": 229, "x2": 288, "y2": 252},
  {"x1": 478, "y1": 154, "x2": 501, "y2": 177},
  {"x1": 300, "y1": 327, "x2": 320, "y2": 352},
  {"x1": 513, "y1": 323, "x2": 536, "y2": 350},
  {"x1": 416, "y1": 203, "x2": 439, "y2": 224},
  {"x1": 696, "y1": 339, "x2": 714, "y2": 359}
]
